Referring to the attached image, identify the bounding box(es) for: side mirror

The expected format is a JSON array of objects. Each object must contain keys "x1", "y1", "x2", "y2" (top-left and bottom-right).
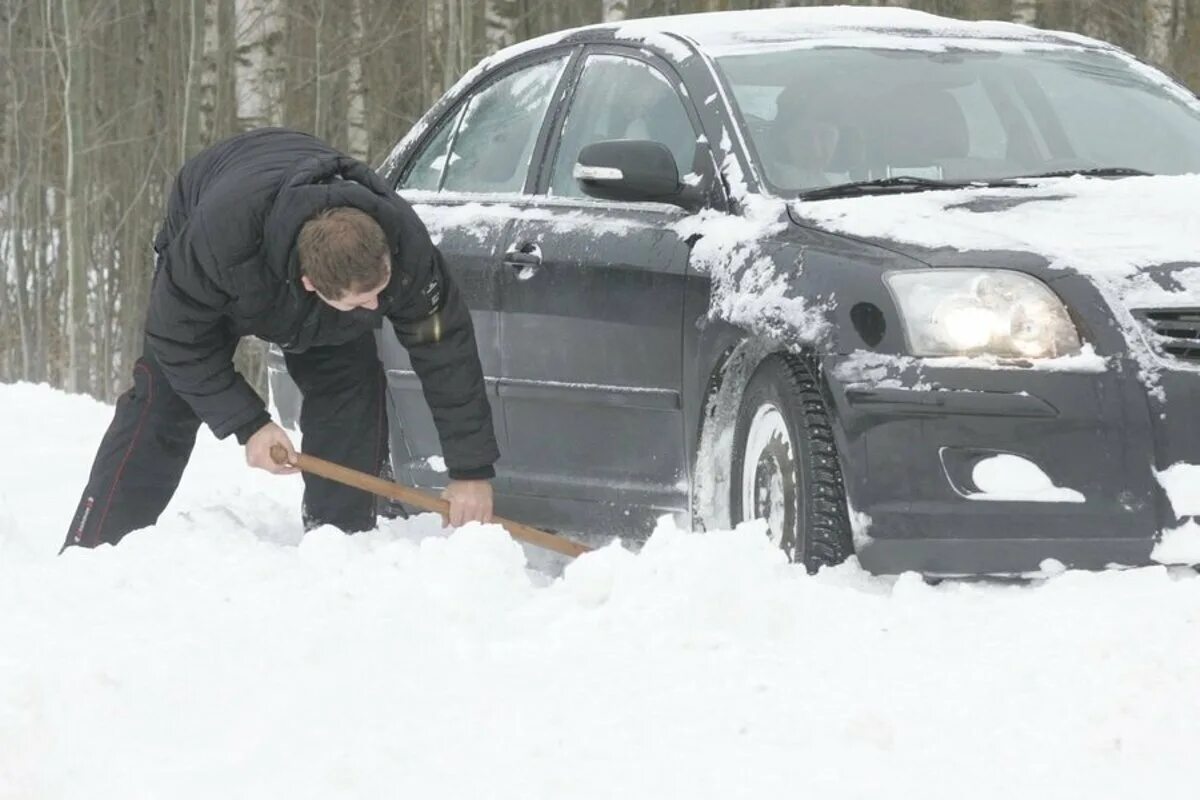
[{"x1": 574, "y1": 140, "x2": 703, "y2": 211}]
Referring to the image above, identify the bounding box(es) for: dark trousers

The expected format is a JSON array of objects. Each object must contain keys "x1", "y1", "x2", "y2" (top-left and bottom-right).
[{"x1": 63, "y1": 333, "x2": 388, "y2": 550}]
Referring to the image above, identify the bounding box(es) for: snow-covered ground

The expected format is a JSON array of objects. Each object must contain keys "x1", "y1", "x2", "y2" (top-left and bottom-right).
[{"x1": 2, "y1": 383, "x2": 1198, "y2": 799}]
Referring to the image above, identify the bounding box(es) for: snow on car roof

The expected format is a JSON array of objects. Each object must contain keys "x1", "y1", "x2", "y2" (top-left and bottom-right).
[
  {"x1": 614, "y1": 6, "x2": 1107, "y2": 55},
  {"x1": 478, "y1": 6, "x2": 1105, "y2": 75}
]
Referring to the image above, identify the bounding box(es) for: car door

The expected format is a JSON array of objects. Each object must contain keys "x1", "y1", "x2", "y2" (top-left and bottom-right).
[
  {"x1": 497, "y1": 48, "x2": 712, "y2": 534},
  {"x1": 383, "y1": 51, "x2": 572, "y2": 489}
]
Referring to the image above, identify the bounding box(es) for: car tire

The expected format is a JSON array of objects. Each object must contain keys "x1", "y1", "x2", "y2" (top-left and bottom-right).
[{"x1": 729, "y1": 353, "x2": 853, "y2": 573}]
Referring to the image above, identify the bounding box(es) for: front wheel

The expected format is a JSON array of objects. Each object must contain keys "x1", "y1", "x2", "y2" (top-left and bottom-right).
[{"x1": 730, "y1": 353, "x2": 853, "y2": 572}]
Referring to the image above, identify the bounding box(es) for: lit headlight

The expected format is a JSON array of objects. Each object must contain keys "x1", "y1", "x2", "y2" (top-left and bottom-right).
[{"x1": 884, "y1": 269, "x2": 1082, "y2": 358}]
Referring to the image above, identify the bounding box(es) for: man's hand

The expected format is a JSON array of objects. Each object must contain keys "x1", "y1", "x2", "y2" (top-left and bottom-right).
[
  {"x1": 245, "y1": 422, "x2": 299, "y2": 475},
  {"x1": 440, "y1": 479, "x2": 494, "y2": 528}
]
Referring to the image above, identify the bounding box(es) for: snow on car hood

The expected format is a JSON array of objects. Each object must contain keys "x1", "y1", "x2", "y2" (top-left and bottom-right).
[{"x1": 792, "y1": 174, "x2": 1200, "y2": 303}]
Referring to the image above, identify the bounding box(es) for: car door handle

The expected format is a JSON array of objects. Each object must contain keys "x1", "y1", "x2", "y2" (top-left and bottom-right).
[{"x1": 503, "y1": 242, "x2": 542, "y2": 269}]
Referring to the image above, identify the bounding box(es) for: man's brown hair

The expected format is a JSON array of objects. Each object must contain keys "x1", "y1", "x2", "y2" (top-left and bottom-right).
[{"x1": 297, "y1": 207, "x2": 389, "y2": 299}]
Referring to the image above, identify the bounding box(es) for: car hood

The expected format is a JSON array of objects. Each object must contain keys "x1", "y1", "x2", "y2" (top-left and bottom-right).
[{"x1": 789, "y1": 174, "x2": 1200, "y2": 306}]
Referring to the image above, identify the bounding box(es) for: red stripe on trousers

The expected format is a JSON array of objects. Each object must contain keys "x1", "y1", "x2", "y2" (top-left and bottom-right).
[{"x1": 89, "y1": 362, "x2": 155, "y2": 546}]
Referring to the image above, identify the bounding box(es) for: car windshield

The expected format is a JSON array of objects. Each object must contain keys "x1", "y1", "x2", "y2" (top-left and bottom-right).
[{"x1": 715, "y1": 45, "x2": 1200, "y2": 195}]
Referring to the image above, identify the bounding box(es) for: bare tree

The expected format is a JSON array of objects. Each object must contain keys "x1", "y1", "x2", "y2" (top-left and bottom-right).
[
  {"x1": 3, "y1": 1, "x2": 33, "y2": 379},
  {"x1": 179, "y1": 0, "x2": 206, "y2": 162},
  {"x1": 235, "y1": 0, "x2": 284, "y2": 129},
  {"x1": 53, "y1": 0, "x2": 89, "y2": 392},
  {"x1": 6, "y1": 0, "x2": 1200, "y2": 402},
  {"x1": 487, "y1": 0, "x2": 519, "y2": 48},
  {"x1": 601, "y1": 0, "x2": 628, "y2": 22},
  {"x1": 346, "y1": 0, "x2": 369, "y2": 159},
  {"x1": 1012, "y1": 0, "x2": 1038, "y2": 25},
  {"x1": 1146, "y1": 0, "x2": 1178, "y2": 66}
]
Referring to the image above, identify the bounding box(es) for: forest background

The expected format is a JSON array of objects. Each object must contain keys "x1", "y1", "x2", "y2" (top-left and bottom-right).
[{"x1": 1, "y1": 0, "x2": 1194, "y2": 400}]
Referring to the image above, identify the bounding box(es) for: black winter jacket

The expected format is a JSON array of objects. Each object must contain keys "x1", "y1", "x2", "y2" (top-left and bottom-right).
[{"x1": 145, "y1": 128, "x2": 499, "y2": 480}]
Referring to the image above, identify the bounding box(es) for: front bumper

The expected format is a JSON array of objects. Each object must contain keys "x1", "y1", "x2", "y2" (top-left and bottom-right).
[{"x1": 824, "y1": 352, "x2": 1199, "y2": 575}]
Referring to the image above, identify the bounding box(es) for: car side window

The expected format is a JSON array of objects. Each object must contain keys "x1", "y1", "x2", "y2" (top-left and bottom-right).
[
  {"x1": 400, "y1": 108, "x2": 463, "y2": 191},
  {"x1": 440, "y1": 56, "x2": 568, "y2": 194},
  {"x1": 549, "y1": 54, "x2": 697, "y2": 199}
]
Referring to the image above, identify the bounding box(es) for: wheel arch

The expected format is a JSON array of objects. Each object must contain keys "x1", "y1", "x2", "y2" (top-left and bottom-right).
[
  {"x1": 690, "y1": 327, "x2": 858, "y2": 527},
  {"x1": 691, "y1": 339, "x2": 858, "y2": 575},
  {"x1": 690, "y1": 334, "x2": 792, "y2": 531}
]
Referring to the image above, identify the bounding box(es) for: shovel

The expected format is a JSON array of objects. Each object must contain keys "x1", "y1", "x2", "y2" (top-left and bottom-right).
[{"x1": 270, "y1": 445, "x2": 591, "y2": 558}]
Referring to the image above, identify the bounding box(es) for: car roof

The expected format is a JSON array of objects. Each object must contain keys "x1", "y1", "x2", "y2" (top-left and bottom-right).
[
  {"x1": 483, "y1": 6, "x2": 1109, "y2": 68},
  {"x1": 610, "y1": 7, "x2": 1102, "y2": 50}
]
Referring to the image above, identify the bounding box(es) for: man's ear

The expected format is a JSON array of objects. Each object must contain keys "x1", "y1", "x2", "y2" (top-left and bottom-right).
[{"x1": 300, "y1": 275, "x2": 316, "y2": 293}]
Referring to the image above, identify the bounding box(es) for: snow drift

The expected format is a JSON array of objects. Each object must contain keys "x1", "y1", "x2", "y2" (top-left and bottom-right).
[{"x1": 1, "y1": 383, "x2": 1198, "y2": 799}]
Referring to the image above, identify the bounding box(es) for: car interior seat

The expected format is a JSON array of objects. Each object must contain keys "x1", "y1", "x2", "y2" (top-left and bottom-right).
[{"x1": 870, "y1": 85, "x2": 970, "y2": 175}]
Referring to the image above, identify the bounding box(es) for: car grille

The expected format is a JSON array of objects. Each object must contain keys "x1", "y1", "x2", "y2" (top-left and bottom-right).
[{"x1": 1138, "y1": 307, "x2": 1200, "y2": 364}]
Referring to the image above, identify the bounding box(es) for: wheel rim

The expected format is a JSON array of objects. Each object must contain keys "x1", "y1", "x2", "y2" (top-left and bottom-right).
[{"x1": 740, "y1": 403, "x2": 797, "y2": 548}]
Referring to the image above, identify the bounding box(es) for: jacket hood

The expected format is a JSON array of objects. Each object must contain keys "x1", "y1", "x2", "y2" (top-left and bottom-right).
[{"x1": 264, "y1": 154, "x2": 403, "y2": 282}]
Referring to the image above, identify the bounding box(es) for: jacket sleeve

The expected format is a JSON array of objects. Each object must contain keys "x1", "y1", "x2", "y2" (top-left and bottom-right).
[
  {"x1": 144, "y1": 215, "x2": 269, "y2": 442},
  {"x1": 386, "y1": 222, "x2": 500, "y2": 481}
]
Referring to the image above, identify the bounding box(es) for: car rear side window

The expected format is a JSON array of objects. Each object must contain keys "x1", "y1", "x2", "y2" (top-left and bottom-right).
[
  {"x1": 548, "y1": 55, "x2": 697, "y2": 199},
  {"x1": 439, "y1": 56, "x2": 568, "y2": 195}
]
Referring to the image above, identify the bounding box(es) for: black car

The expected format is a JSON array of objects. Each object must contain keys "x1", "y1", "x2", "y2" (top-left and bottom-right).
[{"x1": 270, "y1": 7, "x2": 1200, "y2": 575}]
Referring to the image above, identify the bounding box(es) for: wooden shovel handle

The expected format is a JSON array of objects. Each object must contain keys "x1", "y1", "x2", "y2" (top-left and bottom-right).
[{"x1": 270, "y1": 445, "x2": 591, "y2": 558}]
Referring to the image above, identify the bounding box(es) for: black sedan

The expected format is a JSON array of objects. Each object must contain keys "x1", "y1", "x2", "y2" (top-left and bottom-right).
[{"x1": 271, "y1": 7, "x2": 1200, "y2": 575}]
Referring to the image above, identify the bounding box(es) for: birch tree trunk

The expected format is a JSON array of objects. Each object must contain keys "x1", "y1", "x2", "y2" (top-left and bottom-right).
[
  {"x1": 235, "y1": 0, "x2": 284, "y2": 128},
  {"x1": 346, "y1": 0, "x2": 370, "y2": 159},
  {"x1": 600, "y1": 0, "x2": 627, "y2": 22},
  {"x1": 58, "y1": 0, "x2": 88, "y2": 392},
  {"x1": 417, "y1": 0, "x2": 429, "y2": 107},
  {"x1": 461, "y1": 0, "x2": 475, "y2": 74},
  {"x1": 200, "y1": 0, "x2": 219, "y2": 142},
  {"x1": 443, "y1": 0, "x2": 458, "y2": 98},
  {"x1": 179, "y1": 0, "x2": 206, "y2": 161},
  {"x1": 487, "y1": 0, "x2": 518, "y2": 48},
  {"x1": 1011, "y1": 0, "x2": 1038, "y2": 26},
  {"x1": 1079, "y1": 0, "x2": 1111, "y2": 42},
  {"x1": 216, "y1": 0, "x2": 237, "y2": 138},
  {"x1": 32, "y1": 21, "x2": 51, "y2": 385},
  {"x1": 314, "y1": 0, "x2": 327, "y2": 140},
  {"x1": 1146, "y1": 0, "x2": 1176, "y2": 66},
  {"x1": 4, "y1": 6, "x2": 33, "y2": 379}
]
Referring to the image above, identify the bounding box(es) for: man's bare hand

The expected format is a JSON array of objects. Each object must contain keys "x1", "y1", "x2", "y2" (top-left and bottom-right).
[
  {"x1": 440, "y1": 479, "x2": 494, "y2": 528},
  {"x1": 245, "y1": 422, "x2": 299, "y2": 475}
]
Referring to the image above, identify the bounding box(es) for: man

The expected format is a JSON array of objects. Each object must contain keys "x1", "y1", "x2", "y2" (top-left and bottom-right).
[
  {"x1": 63, "y1": 128, "x2": 499, "y2": 550},
  {"x1": 765, "y1": 83, "x2": 855, "y2": 191}
]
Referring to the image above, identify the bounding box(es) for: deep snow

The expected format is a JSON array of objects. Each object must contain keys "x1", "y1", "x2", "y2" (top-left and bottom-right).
[{"x1": 2, "y1": 382, "x2": 1199, "y2": 799}]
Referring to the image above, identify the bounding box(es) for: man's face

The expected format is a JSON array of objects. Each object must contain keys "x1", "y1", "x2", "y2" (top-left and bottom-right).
[
  {"x1": 302, "y1": 255, "x2": 391, "y2": 312},
  {"x1": 785, "y1": 118, "x2": 840, "y2": 171}
]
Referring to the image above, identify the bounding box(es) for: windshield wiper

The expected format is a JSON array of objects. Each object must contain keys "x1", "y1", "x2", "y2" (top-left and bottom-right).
[
  {"x1": 796, "y1": 175, "x2": 1004, "y2": 201},
  {"x1": 795, "y1": 167, "x2": 1154, "y2": 201},
  {"x1": 1013, "y1": 166, "x2": 1152, "y2": 180}
]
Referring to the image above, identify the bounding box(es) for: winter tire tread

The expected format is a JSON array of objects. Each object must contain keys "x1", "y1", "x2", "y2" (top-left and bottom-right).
[{"x1": 731, "y1": 352, "x2": 854, "y2": 573}]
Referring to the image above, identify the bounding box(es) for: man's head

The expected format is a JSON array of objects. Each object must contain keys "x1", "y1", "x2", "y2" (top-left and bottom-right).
[
  {"x1": 297, "y1": 207, "x2": 391, "y2": 311},
  {"x1": 773, "y1": 83, "x2": 841, "y2": 172}
]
